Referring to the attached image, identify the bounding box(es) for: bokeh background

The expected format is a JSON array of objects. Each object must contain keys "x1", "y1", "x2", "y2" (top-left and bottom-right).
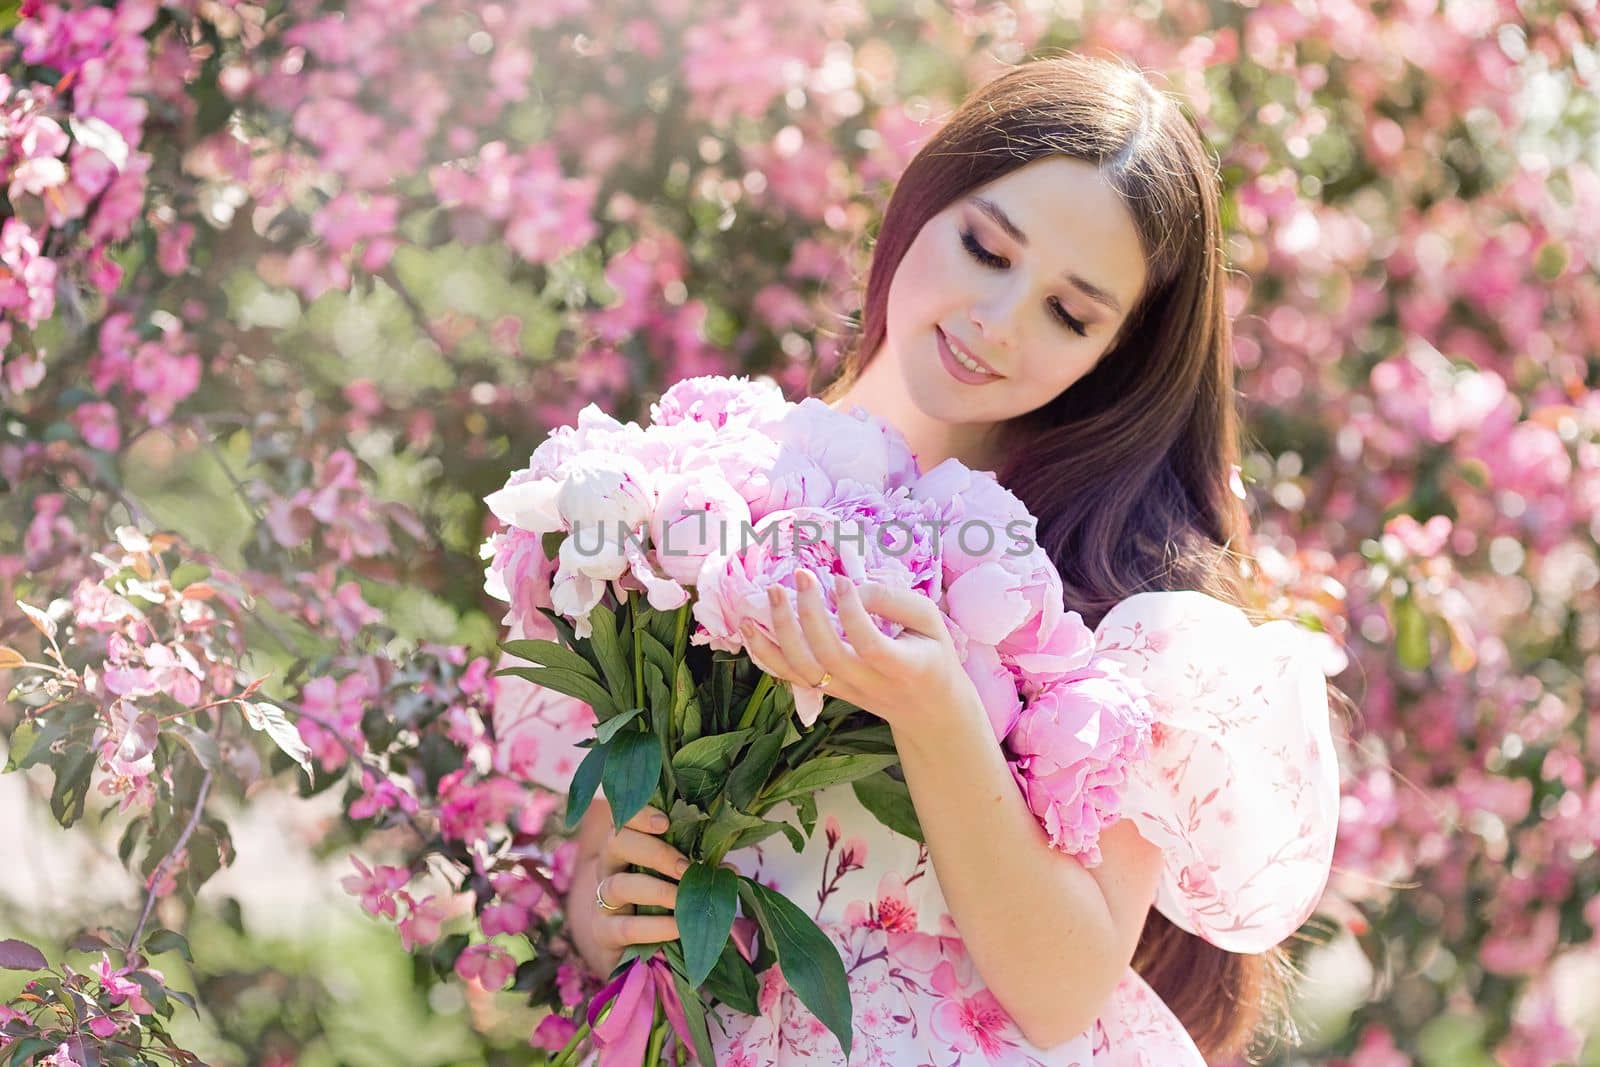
[{"x1": 2, "y1": 0, "x2": 1598, "y2": 1063}]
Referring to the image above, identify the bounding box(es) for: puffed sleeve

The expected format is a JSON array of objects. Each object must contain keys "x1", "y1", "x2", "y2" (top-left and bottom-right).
[
  {"x1": 1093, "y1": 590, "x2": 1341, "y2": 953},
  {"x1": 492, "y1": 612, "x2": 598, "y2": 796}
]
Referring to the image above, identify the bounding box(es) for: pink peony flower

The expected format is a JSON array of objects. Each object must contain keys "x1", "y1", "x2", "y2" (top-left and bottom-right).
[
  {"x1": 1005, "y1": 660, "x2": 1155, "y2": 866},
  {"x1": 649, "y1": 373, "x2": 789, "y2": 430},
  {"x1": 763, "y1": 397, "x2": 920, "y2": 496},
  {"x1": 649, "y1": 470, "x2": 753, "y2": 585},
  {"x1": 691, "y1": 503, "x2": 924, "y2": 725}
]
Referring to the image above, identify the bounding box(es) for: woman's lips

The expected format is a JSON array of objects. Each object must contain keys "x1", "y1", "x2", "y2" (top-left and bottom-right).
[{"x1": 937, "y1": 327, "x2": 1003, "y2": 384}]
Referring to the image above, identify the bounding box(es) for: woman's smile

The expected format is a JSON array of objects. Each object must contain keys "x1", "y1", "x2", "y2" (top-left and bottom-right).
[{"x1": 937, "y1": 326, "x2": 1005, "y2": 384}]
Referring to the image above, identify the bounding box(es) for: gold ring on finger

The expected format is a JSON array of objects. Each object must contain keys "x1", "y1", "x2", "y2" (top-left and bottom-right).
[{"x1": 595, "y1": 878, "x2": 624, "y2": 912}]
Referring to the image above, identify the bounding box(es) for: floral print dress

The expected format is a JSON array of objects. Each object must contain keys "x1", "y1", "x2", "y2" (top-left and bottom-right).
[{"x1": 495, "y1": 589, "x2": 1343, "y2": 1065}]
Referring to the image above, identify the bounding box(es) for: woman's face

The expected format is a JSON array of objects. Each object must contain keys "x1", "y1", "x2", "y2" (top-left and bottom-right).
[{"x1": 882, "y1": 156, "x2": 1149, "y2": 427}]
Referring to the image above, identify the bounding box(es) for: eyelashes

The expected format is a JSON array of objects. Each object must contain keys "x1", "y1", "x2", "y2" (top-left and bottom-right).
[{"x1": 957, "y1": 226, "x2": 1089, "y2": 338}]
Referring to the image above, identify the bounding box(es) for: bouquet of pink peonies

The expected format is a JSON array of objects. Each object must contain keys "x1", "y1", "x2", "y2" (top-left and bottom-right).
[{"x1": 481, "y1": 376, "x2": 1153, "y2": 1065}]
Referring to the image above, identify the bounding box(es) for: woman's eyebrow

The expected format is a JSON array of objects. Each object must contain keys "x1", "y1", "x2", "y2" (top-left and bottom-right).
[{"x1": 969, "y1": 195, "x2": 1123, "y2": 314}]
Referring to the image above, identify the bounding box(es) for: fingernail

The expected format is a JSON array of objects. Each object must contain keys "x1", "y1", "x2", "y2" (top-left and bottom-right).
[
  {"x1": 677, "y1": 858, "x2": 691, "y2": 876},
  {"x1": 652, "y1": 814, "x2": 669, "y2": 831},
  {"x1": 799, "y1": 568, "x2": 813, "y2": 588}
]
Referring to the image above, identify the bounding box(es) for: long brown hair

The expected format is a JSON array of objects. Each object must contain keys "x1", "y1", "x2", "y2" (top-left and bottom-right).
[{"x1": 816, "y1": 52, "x2": 1305, "y2": 1061}]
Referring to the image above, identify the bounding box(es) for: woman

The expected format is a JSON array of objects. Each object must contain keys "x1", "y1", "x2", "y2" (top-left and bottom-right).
[{"x1": 499, "y1": 52, "x2": 1342, "y2": 1064}]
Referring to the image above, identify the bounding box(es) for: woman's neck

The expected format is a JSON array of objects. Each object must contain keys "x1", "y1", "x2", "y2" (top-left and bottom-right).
[{"x1": 825, "y1": 351, "x2": 1006, "y2": 475}]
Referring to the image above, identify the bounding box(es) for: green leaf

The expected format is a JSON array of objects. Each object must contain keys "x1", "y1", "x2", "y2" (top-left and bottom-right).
[
  {"x1": 166, "y1": 986, "x2": 200, "y2": 1019},
  {"x1": 170, "y1": 562, "x2": 211, "y2": 590},
  {"x1": 676, "y1": 863, "x2": 739, "y2": 986},
  {"x1": 242, "y1": 701, "x2": 313, "y2": 779},
  {"x1": 670, "y1": 966, "x2": 719, "y2": 1067},
  {"x1": 49, "y1": 746, "x2": 95, "y2": 828},
  {"x1": 501, "y1": 638, "x2": 598, "y2": 679},
  {"x1": 564, "y1": 742, "x2": 610, "y2": 831},
  {"x1": 6, "y1": 715, "x2": 68, "y2": 772},
  {"x1": 853, "y1": 771, "x2": 924, "y2": 842},
  {"x1": 726, "y1": 730, "x2": 785, "y2": 810},
  {"x1": 636, "y1": 631, "x2": 677, "y2": 688},
  {"x1": 823, "y1": 721, "x2": 896, "y2": 754},
  {"x1": 674, "y1": 660, "x2": 701, "y2": 742},
  {"x1": 586, "y1": 602, "x2": 633, "y2": 699},
  {"x1": 671, "y1": 730, "x2": 752, "y2": 776},
  {"x1": 495, "y1": 666, "x2": 618, "y2": 718},
  {"x1": 3, "y1": 1038, "x2": 56, "y2": 1065},
  {"x1": 758, "y1": 755, "x2": 899, "y2": 809},
  {"x1": 731, "y1": 820, "x2": 795, "y2": 853},
  {"x1": 601, "y1": 731, "x2": 662, "y2": 830},
  {"x1": 645, "y1": 662, "x2": 672, "y2": 719},
  {"x1": 594, "y1": 705, "x2": 644, "y2": 743},
  {"x1": 143, "y1": 928, "x2": 194, "y2": 962},
  {"x1": 739, "y1": 880, "x2": 852, "y2": 1058},
  {"x1": 703, "y1": 935, "x2": 761, "y2": 1015},
  {"x1": 536, "y1": 606, "x2": 580, "y2": 652},
  {"x1": 701, "y1": 809, "x2": 771, "y2": 865}
]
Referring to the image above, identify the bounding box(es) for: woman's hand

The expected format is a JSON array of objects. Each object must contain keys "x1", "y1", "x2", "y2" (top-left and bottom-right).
[
  {"x1": 565, "y1": 802, "x2": 692, "y2": 977},
  {"x1": 739, "y1": 568, "x2": 972, "y2": 730}
]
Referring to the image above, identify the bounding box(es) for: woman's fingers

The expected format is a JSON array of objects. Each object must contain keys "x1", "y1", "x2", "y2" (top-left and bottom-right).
[
  {"x1": 595, "y1": 913, "x2": 681, "y2": 950},
  {"x1": 857, "y1": 581, "x2": 950, "y2": 642},
  {"x1": 763, "y1": 583, "x2": 825, "y2": 684},
  {"x1": 598, "y1": 871, "x2": 680, "y2": 911},
  {"x1": 602, "y1": 826, "x2": 692, "y2": 881},
  {"x1": 834, "y1": 575, "x2": 896, "y2": 669},
  {"x1": 794, "y1": 569, "x2": 866, "y2": 679},
  {"x1": 740, "y1": 618, "x2": 796, "y2": 682},
  {"x1": 621, "y1": 805, "x2": 670, "y2": 835}
]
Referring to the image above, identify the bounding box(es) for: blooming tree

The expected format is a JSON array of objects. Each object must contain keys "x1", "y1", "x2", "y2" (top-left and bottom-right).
[{"x1": 1, "y1": 0, "x2": 1597, "y2": 1062}]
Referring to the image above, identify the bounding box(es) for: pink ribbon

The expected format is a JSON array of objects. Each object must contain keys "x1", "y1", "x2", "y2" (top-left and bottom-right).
[{"x1": 586, "y1": 956, "x2": 698, "y2": 1065}]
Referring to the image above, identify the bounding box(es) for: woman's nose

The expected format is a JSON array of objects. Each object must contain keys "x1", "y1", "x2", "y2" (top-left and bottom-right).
[{"x1": 968, "y1": 298, "x2": 1019, "y2": 351}]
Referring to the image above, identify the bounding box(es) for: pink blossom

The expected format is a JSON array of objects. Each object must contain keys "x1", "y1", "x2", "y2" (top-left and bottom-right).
[
  {"x1": 296, "y1": 671, "x2": 373, "y2": 770},
  {"x1": 437, "y1": 768, "x2": 527, "y2": 844},
  {"x1": 397, "y1": 893, "x2": 449, "y2": 951},
  {"x1": 92, "y1": 954, "x2": 162, "y2": 1015},
  {"x1": 70, "y1": 401, "x2": 122, "y2": 452},
  {"x1": 0, "y1": 218, "x2": 58, "y2": 326},
  {"x1": 530, "y1": 1012, "x2": 579, "y2": 1051},
  {"x1": 340, "y1": 855, "x2": 412, "y2": 919},
  {"x1": 454, "y1": 941, "x2": 516, "y2": 990},
  {"x1": 844, "y1": 871, "x2": 918, "y2": 934},
  {"x1": 349, "y1": 772, "x2": 419, "y2": 821},
  {"x1": 928, "y1": 959, "x2": 1017, "y2": 1058}
]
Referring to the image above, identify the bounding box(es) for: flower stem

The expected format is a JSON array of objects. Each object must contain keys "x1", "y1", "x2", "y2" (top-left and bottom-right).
[
  {"x1": 671, "y1": 602, "x2": 689, "y2": 661},
  {"x1": 548, "y1": 1018, "x2": 592, "y2": 1067},
  {"x1": 737, "y1": 672, "x2": 774, "y2": 731},
  {"x1": 633, "y1": 599, "x2": 644, "y2": 711},
  {"x1": 644, "y1": 1008, "x2": 667, "y2": 1063}
]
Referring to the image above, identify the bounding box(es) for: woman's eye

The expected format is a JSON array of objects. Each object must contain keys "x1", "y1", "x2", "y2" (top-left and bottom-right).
[
  {"x1": 959, "y1": 226, "x2": 1007, "y2": 268},
  {"x1": 958, "y1": 227, "x2": 1089, "y2": 338}
]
